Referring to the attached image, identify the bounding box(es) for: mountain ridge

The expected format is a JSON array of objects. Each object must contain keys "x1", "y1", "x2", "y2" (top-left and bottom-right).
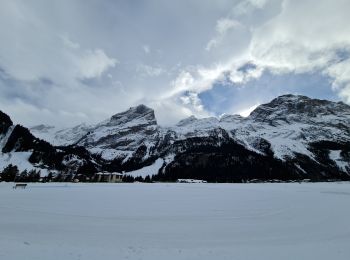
[{"x1": 1, "y1": 94, "x2": 349, "y2": 182}]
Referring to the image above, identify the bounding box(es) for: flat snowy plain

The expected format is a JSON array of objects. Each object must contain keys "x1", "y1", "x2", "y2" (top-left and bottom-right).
[{"x1": 1, "y1": 182, "x2": 350, "y2": 260}]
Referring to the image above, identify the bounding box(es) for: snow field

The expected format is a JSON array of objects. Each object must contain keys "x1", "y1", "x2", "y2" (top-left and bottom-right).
[{"x1": 0, "y1": 182, "x2": 350, "y2": 260}]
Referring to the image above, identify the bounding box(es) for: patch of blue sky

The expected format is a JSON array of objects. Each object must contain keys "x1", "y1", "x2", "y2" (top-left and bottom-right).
[{"x1": 199, "y1": 69, "x2": 338, "y2": 116}]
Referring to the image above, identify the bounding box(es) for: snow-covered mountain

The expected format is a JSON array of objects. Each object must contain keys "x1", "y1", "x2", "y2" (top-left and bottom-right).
[
  {"x1": 0, "y1": 112, "x2": 102, "y2": 179},
  {"x1": 231, "y1": 95, "x2": 350, "y2": 159},
  {"x1": 6, "y1": 94, "x2": 350, "y2": 181},
  {"x1": 77, "y1": 104, "x2": 160, "y2": 163},
  {"x1": 31, "y1": 123, "x2": 93, "y2": 146}
]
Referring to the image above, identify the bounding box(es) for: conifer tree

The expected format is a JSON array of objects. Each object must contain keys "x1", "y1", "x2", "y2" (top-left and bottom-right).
[
  {"x1": 19, "y1": 169, "x2": 29, "y2": 182},
  {"x1": 1, "y1": 164, "x2": 19, "y2": 182}
]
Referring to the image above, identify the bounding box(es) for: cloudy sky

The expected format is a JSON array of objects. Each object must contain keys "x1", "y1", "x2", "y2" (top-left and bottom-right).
[{"x1": 1, "y1": 0, "x2": 350, "y2": 127}]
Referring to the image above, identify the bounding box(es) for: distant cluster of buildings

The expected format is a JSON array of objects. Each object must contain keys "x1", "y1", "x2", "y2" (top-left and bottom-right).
[
  {"x1": 176, "y1": 179, "x2": 207, "y2": 183},
  {"x1": 95, "y1": 172, "x2": 123, "y2": 183}
]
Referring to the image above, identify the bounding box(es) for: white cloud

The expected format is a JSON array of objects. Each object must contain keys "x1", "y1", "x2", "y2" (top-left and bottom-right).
[
  {"x1": 168, "y1": 65, "x2": 227, "y2": 99},
  {"x1": 238, "y1": 103, "x2": 259, "y2": 117},
  {"x1": 233, "y1": 0, "x2": 268, "y2": 15},
  {"x1": 326, "y1": 59, "x2": 350, "y2": 102},
  {"x1": 245, "y1": 0, "x2": 350, "y2": 100},
  {"x1": 0, "y1": 2, "x2": 117, "y2": 83},
  {"x1": 186, "y1": 0, "x2": 350, "y2": 106},
  {"x1": 163, "y1": 0, "x2": 350, "y2": 117},
  {"x1": 248, "y1": 1, "x2": 348, "y2": 72},
  {"x1": 228, "y1": 64, "x2": 264, "y2": 84},
  {"x1": 149, "y1": 99, "x2": 195, "y2": 126},
  {"x1": 249, "y1": 0, "x2": 268, "y2": 8},
  {"x1": 179, "y1": 92, "x2": 205, "y2": 114},
  {"x1": 60, "y1": 36, "x2": 118, "y2": 80},
  {"x1": 136, "y1": 64, "x2": 164, "y2": 77},
  {"x1": 142, "y1": 45, "x2": 150, "y2": 54},
  {"x1": 170, "y1": 71, "x2": 195, "y2": 95},
  {"x1": 61, "y1": 35, "x2": 80, "y2": 49},
  {"x1": 206, "y1": 18, "x2": 242, "y2": 51},
  {"x1": 216, "y1": 18, "x2": 241, "y2": 34},
  {"x1": 1, "y1": 0, "x2": 350, "y2": 128},
  {"x1": 75, "y1": 49, "x2": 117, "y2": 79}
]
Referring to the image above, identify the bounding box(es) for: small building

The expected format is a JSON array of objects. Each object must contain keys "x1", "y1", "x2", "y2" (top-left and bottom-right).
[
  {"x1": 176, "y1": 179, "x2": 207, "y2": 183},
  {"x1": 95, "y1": 172, "x2": 123, "y2": 183}
]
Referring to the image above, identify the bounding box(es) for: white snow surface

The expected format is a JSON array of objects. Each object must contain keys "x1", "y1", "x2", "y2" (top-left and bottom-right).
[
  {"x1": 329, "y1": 150, "x2": 349, "y2": 172},
  {"x1": 0, "y1": 152, "x2": 49, "y2": 177},
  {"x1": 0, "y1": 182, "x2": 350, "y2": 260},
  {"x1": 30, "y1": 123, "x2": 93, "y2": 146},
  {"x1": 125, "y1": 158, "x2": 164, "y2": 177},
  {"x1": 0, "y1": 127, "x2": 50, "y2": 176},
  {"x1": 0, "y1": 151, "x2": 33, "y2": 171}
]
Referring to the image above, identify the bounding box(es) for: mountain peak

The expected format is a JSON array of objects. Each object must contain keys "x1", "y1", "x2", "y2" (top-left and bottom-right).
[
  {"x1": 110, "y1": 104, "x2": 157, "y2": 126},
  {"x1": 1, "y1": 94, "x2": 350, "y2": 180},
  {"x1": 219, "y1": 114, "x2": 243, "y2": 123},
  {"x1": 132, "y1": 104, "x2": 153, "y2": 114},
  {"x1": 31, "y1": 124, "x2": 55, "y2": 132},
  {"x1": 176, "y1": 115, "x2": 197, "y2": 127},
  {"x1": 0, "y1": 110, "x2": 13, "y2": 135},
  {"x1": 249, "y1": 94, "x2": 350, "y2": 122}
]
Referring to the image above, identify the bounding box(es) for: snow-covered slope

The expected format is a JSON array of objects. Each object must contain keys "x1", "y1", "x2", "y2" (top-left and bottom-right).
[
  {"x1": 31, "y1": 105, "x2": 160, "y2": 162},
  {"x1": 21, "y1": 94, "x2": 350, "y2": 180},
  {"x1": 0, "y1": 112, "x2": 103, "y2": 177},
  {"x1": 76, "y1": 104, "x2": 160, "y2": 162},
  {"x1": 158, "y1": 95, "x2": 350, "y2": 179},
  {"x1": 236, "y1": 95, "x2": 350, "y2": 159},
  {"x1": 31, "y1": 123, "x2": 93, "y2": 146},
  {"x1": 160, "y1": 95, "x2": 350, "y2": 161}
]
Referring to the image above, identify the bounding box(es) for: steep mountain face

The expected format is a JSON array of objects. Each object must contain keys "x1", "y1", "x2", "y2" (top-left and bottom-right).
[
  {"x1": 22, "y1": 94, "x2": 350, "y2": 181},
  {"x1": 31, "y1": 123, "x2": 93, "y2": 146},
  {"x1": 0, "y1": 111, "x2": 12, "y2": 135},
  {"x1": 156, "y1": 95, "x2": 350, "y2": 181},
  {"x1": 0, "y1": 113, "x2": 102, "y2": 177},
  {"x1": 75, "y1": 105, "x2": 160, "y2": 172},
  {"x1": 31, "y1": 105, "x2": 160, "y2": 160},
  {"x1": 232, "y1": 95, "x2": 350, "y2": 159},
  {"x1": 31, "y1": 105, "x2": 161, "y2": 172}
]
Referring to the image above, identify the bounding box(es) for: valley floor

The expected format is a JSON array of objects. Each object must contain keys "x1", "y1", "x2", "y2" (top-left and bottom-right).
[{"x1": 0, "y1": 182, "x2": 350, "y2": 260}]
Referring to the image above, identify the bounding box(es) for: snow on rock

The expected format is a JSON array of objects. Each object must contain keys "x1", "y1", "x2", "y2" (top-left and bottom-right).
[
  {"x1": 224, "y1": 95, "x2": 350, "y2": 160},
  {"x1": 125, "y1": 158, "x2": 164, "y2": 177},
  {"x1": 31, "y1": 123, "x2": 93, "y2": 146},
  {"x1": 0, "y1": 151, "x2": 33, "y2": 171},
  {"x1": 170, "y1": 116, "x2": 221, "y2": 139},
  {"x1": 0, "y1": 125, "x2": 14, "y2": 150},
  {"x1": 76, "y1": 104, "x2": 160, "y2": 162},
  {"x1": 0, "y1": 151, "x2": 49, "y2": 176},
  {"x1": 22, "y1": 95, "x2": 350, "y2": 175},
  {"x1": 329, "y1": 150, "x2": 349, "y2": 172}
]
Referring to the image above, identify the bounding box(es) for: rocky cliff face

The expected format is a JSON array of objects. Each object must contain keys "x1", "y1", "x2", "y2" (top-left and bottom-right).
[
  {"x1": 16, "y1": 94, "x2": 350, "y2": 181},
  {"x1": 70, "y1": 105, "x2": 159, "y2": 171},
  {"x1": 0, "y1": 114, "x2": 102, "y2": 177},
  {"x1": 157, "y1": 95, "x2": 350, "y2": 181},
  {"x1": 232, "y1": 95, "x2": 350, "y2": 160}
]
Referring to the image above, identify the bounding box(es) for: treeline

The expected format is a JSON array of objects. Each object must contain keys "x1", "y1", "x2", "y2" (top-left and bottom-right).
[
  {"x1": 0, "y1": 164, "x2": 156, "y2": 183},
  {"x1": 0, "y1": 164, "x2": 41, "y2": 182},
  {"x1": 122, "y1": 174, "x2": 152, "y2": 183},
  {"x1": 0, "y1": 164, "x2": 75, "y2": 183}
]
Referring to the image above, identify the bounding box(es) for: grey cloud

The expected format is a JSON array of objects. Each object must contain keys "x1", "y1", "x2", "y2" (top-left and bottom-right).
[{"x1": 0, "y1": 0, "x2": 349, "y2": 128}]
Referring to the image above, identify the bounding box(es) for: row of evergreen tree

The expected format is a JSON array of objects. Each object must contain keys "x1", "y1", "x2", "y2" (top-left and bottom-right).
[
  {"x1": 122, "y1": 174, "x2": 152, "y2": 183},
  {"x1": 0, "y1": 164, "x2": 41, "y2": 182},
  {"x1": 0, "y1": 164, "x2": 156, "y2": 183}
]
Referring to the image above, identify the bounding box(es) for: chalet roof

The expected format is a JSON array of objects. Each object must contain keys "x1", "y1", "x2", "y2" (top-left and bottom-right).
[{"x1": 96, "y1": 172, "x2": 123, "y2": 176}]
